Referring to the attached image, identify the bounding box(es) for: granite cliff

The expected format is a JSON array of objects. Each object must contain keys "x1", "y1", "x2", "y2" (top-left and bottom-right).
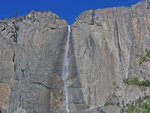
[{"x1": 0, "y1": 1, "x2": 150, "y2": 113}]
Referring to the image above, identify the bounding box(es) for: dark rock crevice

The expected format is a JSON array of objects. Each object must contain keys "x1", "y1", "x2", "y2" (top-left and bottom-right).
[
  {"x1": 91, "y1": 10, "x2": 95, "y2": 25},
  {"x1": 114, "y1": 19, "x2": 122, "y2": 64},
  {"x1": 33, "y1": 81, "x2": 53, "y2": 90},
  {"x1": 21, "y1": 68, "x2": 29, "y2": 77},
  {"x1": 0, "y1": 22, "x2": 7, "y2": 31}
]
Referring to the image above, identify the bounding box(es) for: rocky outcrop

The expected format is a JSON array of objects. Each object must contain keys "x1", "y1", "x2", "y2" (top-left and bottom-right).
[
  {"x1": 0, "y1": 11, "x2": 68, "y2": 113},
  {"x1": 68, "y1": 1, "x2": 150, "y2": 112},
  {"x1": 0, "y1": 1, "x2": 150, "y2": 113}
]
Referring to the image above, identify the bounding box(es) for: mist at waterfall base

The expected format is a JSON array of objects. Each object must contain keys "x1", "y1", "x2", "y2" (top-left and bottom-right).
[
  {"x1": 62, "y1": 26, "x2": 71, "y2": 113},
  {"x1": 0, "y1": 0, "x2": 143, "y2": 24}
]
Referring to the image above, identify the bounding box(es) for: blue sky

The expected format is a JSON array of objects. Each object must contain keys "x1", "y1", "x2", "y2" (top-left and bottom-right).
[{"x1": 0, "y1": 0, "x2": 143, "y2": 24}]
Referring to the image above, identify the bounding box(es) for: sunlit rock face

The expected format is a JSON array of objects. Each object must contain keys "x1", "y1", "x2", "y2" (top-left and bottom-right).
[
  {"x1": 69, "y1": 1, "x2": 150, "y2": 112},
  {"x1": 0, "y1": 11, "x2": 68, "y2": 113},
  {"x1": 0, "y1": 1, "x2": 150, "y2": 113}
]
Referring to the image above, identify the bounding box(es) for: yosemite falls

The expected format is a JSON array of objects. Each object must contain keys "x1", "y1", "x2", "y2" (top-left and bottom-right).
[
  {"x1": 62, "y1": 25, "x2": 70, "y2": 113},
  {"x1": 0, "y1": 1, "x2": 150, "y2": 113}
]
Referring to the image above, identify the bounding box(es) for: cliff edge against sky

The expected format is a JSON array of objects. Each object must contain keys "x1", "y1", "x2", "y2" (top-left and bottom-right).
[{"x1": 0, "y1": 1, "x2": 150, "y2": 113}]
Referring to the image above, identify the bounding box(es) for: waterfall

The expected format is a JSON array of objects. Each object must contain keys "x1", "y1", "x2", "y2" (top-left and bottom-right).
[{"x1": 62, "y1": 25, "x2": 70, "y2": 113}]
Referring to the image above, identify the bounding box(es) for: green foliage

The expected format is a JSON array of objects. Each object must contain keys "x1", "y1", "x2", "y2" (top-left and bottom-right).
[
  {"x1": 121, "y1": 104, "x2": 136, "y2": 113},
  {"x1": 113, "y1": 81, "x2": 120, "y2": 89},
  {"x1": 141, "y1": 86, "x2": 146, "y2": 91},
  {"x1": 142, "y1": 80, "x2": 150, "y2": 87},
  {"x1": 8, "y1": 12, "x2": 18, "y2": 19},
  {"x1": 104, "y1": 100, "x2": 120, "y2": 107},
  {"x1": 123, "y1": 77, "x2": 150, "y2": 91},
  {"x1": 136, "y1": 48, "x2": 150, "y2": 65},
  {"x1": 123, "y1": 77, "x2": 140, "y2": 86},
  {"x1": 104, "y1": 94, "x2": 120, "y2": 107},
  {"x1": 104, "y1": 102, "x2": 115, "y2": 106},
  {"x1": 121, "y1": 96, "x2": 150, "y2": 113},
  {"x1": 122, "y1": 48, "x2": 150, "y2": 113},
  {"x1": 9, "y1": 16, "x2": 12, "y2": 19}
]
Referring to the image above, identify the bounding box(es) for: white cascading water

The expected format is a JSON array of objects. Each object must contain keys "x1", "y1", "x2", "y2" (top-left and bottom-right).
[{"x1": 62, "y1": 25, "x2": 70, "y2": 113}]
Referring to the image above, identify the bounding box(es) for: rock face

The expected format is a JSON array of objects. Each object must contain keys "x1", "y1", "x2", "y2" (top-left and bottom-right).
[
  {"x1": 0, "y1": 11, "x2": 68, "y2": 113},
  {"x1": 0, "y1": 1, "x2": 150, "y2": 113}
]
